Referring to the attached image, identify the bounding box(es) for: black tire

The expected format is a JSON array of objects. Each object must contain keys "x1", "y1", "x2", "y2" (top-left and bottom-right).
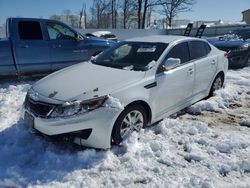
[
  {"x1": 112, "y1": 105, "x2": 147, "y2": 145},
  {"x1": 209, "y1": 74, "x2": 224, "y2": 97}
]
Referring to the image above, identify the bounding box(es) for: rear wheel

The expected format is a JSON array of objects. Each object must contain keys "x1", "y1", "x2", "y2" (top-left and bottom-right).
[
  {"x1": 112, "y1": 105, "x2": 147, "y2": 145},
  {"x1": 209, "y1": 74, "x2": 224, "y2": 97}
]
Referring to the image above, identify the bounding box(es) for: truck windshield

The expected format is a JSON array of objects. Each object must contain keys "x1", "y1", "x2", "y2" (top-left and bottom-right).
[{"x1": 92, "y1": 41, "x2": 168, "y2": 71}]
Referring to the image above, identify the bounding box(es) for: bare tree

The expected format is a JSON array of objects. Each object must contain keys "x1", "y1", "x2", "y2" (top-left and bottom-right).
[
  {"x1": 50, "y1": 14, "x2": 61, "y2": 21},
  {"x1": 120, "y1": 0, "x2": 135, "y2": 29},
  {"x1": 111, "y1": 0, "x2": 118, "y2": 28},
  {"x1": 160, "y1": 0, "x2": 195, "y2": 27},
  {"x1": 62, "y1": 9, "x2": 71, "y2": 23},
  {"x1": 135, "y1": 0, "x2": 162, "y2": 29},
  {"x1": 137, "y1": 0, "x2": 143, "y2": 28},
  {"x1": 50, "y1": 10, "x2": 79, "y2": 28},
  {"x1": 90, "y1": 0, "x2": 111, "y2": 28}
]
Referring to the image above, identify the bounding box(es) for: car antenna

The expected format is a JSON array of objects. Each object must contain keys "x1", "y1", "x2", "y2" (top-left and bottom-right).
[
  {"x1": 183, "y1": 23, "x2": 193, "y2": 36},
  {"x1": 195, "y1": 24, "x2": 206, "y2": 38}
]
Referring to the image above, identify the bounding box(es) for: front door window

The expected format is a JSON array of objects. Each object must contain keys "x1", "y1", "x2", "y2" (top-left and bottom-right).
[{"x1": 46, "y1": 22, "x2": 77, "y2": 40}]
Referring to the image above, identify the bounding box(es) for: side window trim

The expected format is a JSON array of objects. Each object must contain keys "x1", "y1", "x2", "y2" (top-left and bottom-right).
[
  {"x1": 46, "y1": 21, "x2": 78, "y2": 41},
  {"x1": 18, "y1": 21, "x2": 43, "y2": 40},
  {"x1": 157, "y1": 41, "x2": 191, "y2": 74},
  {"x1": 189, "y1": 40, "x2": 211, "y2": 61}
]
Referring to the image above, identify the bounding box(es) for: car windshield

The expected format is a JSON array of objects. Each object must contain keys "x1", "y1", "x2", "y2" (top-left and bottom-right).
[
  {"x1": 226, "y1": 29, "x2": 250, "y2": 40},
  {"x1": 92, "y1": 41, "x2": 168, "y2": 71}
]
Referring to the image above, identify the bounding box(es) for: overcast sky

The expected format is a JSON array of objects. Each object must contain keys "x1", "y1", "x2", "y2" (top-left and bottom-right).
[{"x1": 0, "y1": 0, "x2": 249, "y2": 25}]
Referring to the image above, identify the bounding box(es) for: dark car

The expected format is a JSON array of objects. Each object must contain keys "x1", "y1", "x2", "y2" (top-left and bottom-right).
[{"x1": 207, "y1": 28, "x2": 250, "y2": 68}]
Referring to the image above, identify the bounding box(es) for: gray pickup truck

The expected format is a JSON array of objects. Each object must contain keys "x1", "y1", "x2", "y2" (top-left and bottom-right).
[{"x1": 0, "y1": 18, "x2": 115, "y2": 77}]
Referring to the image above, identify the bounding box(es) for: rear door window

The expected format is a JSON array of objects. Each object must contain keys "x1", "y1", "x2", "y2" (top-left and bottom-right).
[
  {"x1": 165, "y1": 42, "x2": 190, "y2": 64},
  {"x1": 189, "y1": 41, "x2": 210, "y2": 60},
  {"x1": 18, "y1": 21, "x2": 43, "y2": 40}
]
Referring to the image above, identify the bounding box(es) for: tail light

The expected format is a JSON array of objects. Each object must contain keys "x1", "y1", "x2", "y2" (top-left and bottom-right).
[{"x1": 224, "y1": 52, "x2": 228, "y2": 58}]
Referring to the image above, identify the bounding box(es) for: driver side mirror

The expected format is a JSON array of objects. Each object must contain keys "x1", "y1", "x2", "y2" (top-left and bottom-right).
[{"x1": 162, "y1": 58, "x2": 181, "y2": 71}]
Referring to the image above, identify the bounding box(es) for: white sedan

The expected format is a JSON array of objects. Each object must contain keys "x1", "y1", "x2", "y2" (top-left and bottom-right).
[
  {"x1": 92, "y1": 31, "x2": 118, "y2": 42},
  {"x1": 23, "y1": 35, "x2": 228, "y2": 149}
]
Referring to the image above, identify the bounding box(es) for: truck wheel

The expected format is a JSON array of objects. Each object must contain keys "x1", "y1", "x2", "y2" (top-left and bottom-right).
[
  {"x1": 209, "y1": 74, "x2": 224, "y2": 97},
  {"x1": 112, "y1": 105, "x2": 147, "y2": 145}
]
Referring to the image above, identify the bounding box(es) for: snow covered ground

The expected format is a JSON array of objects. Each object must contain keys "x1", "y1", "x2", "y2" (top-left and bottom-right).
[{"x1": 0, "y1": 66, "x2": 250, "y2": 188}]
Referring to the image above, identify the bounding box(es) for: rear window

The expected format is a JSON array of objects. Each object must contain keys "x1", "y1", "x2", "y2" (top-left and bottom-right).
[
  {"x1": 189, "y1": 41, "x2": 210, "y2": 60},
  {"x1": 18, "y1": 21, "x2": 43, "y2": 40},
  {"x1": 102, "y1": 34, "x2": 116, "y2": 38}
]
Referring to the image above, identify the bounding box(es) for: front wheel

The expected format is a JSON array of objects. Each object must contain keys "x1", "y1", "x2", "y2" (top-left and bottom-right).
[{"x1": 112, "y1": 105, "x2": 147, "y2": 145}]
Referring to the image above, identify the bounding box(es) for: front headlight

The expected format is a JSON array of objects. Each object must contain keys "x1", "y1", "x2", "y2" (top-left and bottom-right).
[{"x1": 50, "y1": 96, "x2": 108, "y2": 118}]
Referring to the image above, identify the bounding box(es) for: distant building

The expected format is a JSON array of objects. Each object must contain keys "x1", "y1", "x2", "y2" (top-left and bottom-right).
[
  {"x1": 242, "y1": 9, "x2": 250, "y2": 24},
  {"x1": 171, "y1": 19, "x2": 191, "y2": 28},
  {"x1": 194, "y1": 20, "x2": 227, "y2": 27}
]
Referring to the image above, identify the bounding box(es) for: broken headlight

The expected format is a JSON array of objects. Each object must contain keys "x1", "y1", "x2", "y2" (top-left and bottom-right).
[{"x1": 50, "y1": 96, "x2": 108, "y2": 118}]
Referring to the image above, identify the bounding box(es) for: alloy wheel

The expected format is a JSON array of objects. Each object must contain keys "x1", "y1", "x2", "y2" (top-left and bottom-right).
[
  {"x1": 120, "y1": 110, "x2": 144, "y2": 139},
  {"x1": 212, "y1": 76, "x2": 222, "y2": 91}
]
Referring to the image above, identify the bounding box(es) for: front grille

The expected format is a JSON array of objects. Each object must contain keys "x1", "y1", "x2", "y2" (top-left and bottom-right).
[{"x1": 25, "y1": 95, "x2": 57, "y2": 118}]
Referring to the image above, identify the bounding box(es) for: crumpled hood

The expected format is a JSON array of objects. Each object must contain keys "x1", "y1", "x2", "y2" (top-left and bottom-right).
[{"x1": 32, "y1": 62, "x2": 145, "y2": 102}]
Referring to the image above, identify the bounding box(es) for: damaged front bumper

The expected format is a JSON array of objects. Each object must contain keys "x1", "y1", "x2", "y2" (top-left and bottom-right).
[{"x1": 22, "y1": 106, "x2": 122, "y2": 149}]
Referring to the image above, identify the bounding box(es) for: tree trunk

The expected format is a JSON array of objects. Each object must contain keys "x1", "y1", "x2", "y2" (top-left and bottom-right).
[
  {"x1": 123, "y1": 0, "x2": 127, "y2": 29},
  {"x1": 112, "y1": 0, "x2": 114, "y2": 28},
  {"x1": 168, "y1": 11, "x2": 173, "y2": 27},
  {"x1": 142, "y1": 0, "x2": 148, "y2": 29},
  {"x1": 137, "y1": 0, "x2": 142, "y2": 29}
]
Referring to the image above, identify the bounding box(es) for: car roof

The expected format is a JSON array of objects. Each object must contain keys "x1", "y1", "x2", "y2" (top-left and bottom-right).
[{"x1": 125, "y1": 35, "x2": 200, "y2": 44}]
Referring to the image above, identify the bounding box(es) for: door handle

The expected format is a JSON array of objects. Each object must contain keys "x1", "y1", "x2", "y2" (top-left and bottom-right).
[
  {"x1": 53, "y1": 44, "x2": 61, "y2": 48},
  {"x1": 19, "y1": 44, "x2": 29, "y2": 48}
]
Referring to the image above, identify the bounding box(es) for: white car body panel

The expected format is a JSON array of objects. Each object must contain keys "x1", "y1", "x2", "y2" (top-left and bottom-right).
[
  {"x1": 152, "y1": 62, "x2": 195, "y2": 119},
  {"x1": 92, "y1": 31, "x2": 112, "y2": 37},
  {"x1": 33, "y1": 62, "x2": 145, "y2": 102},
  {"x1": 34, "y1": 107, "x2": 122, "y2": 149},
  {"x1": 23, "y1": 35, "x2": 228, "y2": 149}
]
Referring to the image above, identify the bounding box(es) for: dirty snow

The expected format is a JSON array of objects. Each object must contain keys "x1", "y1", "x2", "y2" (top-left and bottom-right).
[{"x1": 0, "y1": 66, "x2": 250, "y2": 187}]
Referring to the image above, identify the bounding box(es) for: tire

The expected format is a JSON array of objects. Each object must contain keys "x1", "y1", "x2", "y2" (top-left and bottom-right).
[
  {"x1": 112, "y1": 105, "x2": 147, "y2": 145},
  {"x1": 209, "y1": 74, "x2": 224, "y2": 97}
]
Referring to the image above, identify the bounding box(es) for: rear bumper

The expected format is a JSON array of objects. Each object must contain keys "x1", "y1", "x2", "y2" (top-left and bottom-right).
[
  {"x1": 228, "y1": 49, "x2": 250, "y2": 68},
  {"x1": 23, "y1": 107, "x2": 122, "y2": 149}
]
